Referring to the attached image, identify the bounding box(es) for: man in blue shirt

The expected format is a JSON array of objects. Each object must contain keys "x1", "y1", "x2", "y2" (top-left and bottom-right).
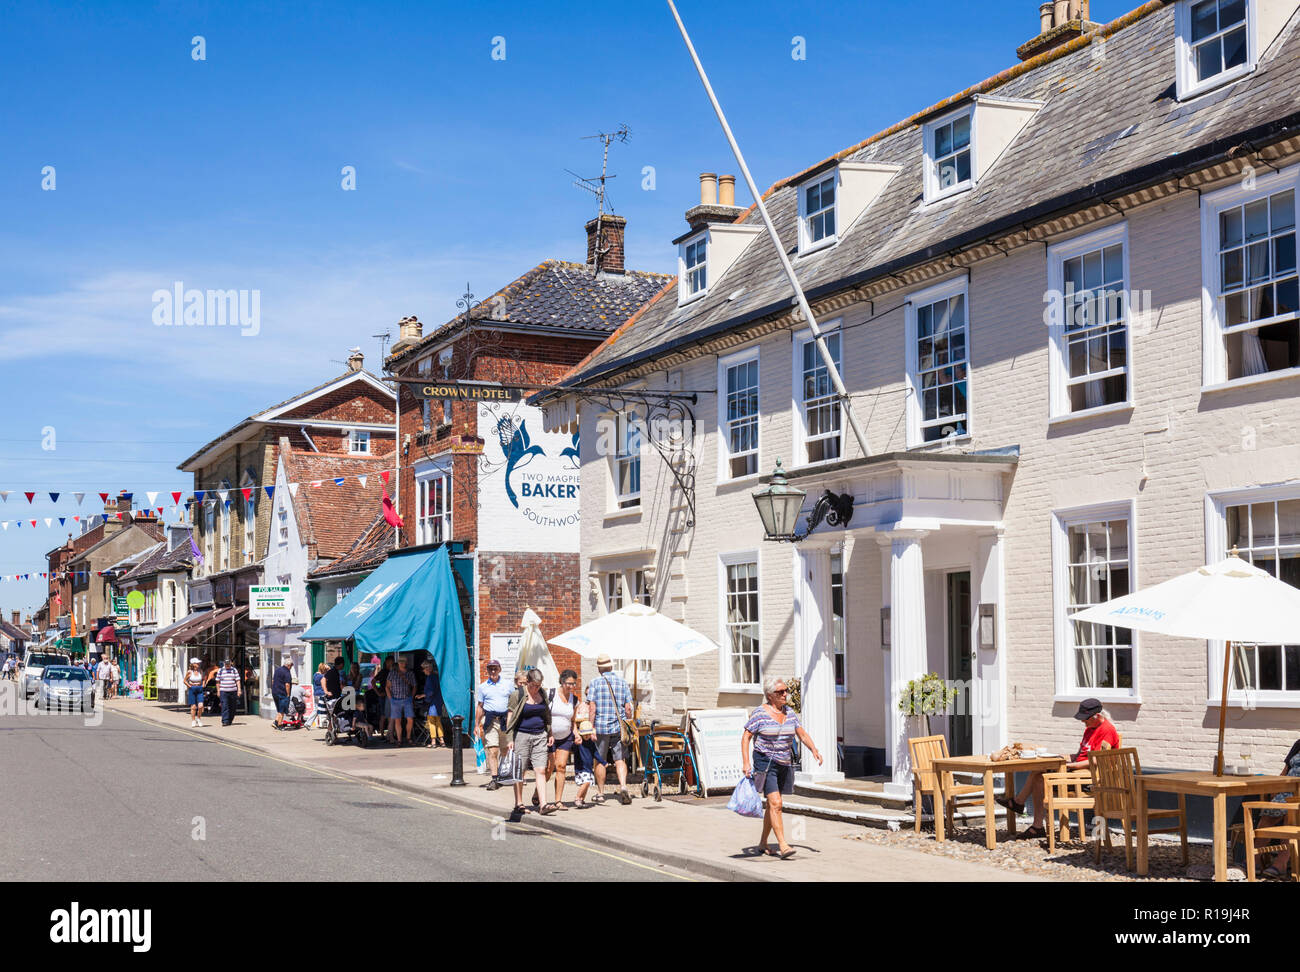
[
  {"x1": 475, "y1": 659, "x2": 512, "y2": 789},
  {"x1": 271, "y1": 657, "x2": 293, "y2": 730},
  {"x1": 586, "y1": 654, "x2": 634, "y2": 805}
]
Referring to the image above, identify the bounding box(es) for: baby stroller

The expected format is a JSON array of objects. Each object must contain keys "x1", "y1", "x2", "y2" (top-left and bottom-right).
[
  {"x1": 279, "y1": 694, "x2": 306, "y2": 731},
  {"x1": 322, "y1": 695, "x2": 370, "y2": 747},
  {"x1": 639, "y1": 722, "x2": 704, "y2": 801}
]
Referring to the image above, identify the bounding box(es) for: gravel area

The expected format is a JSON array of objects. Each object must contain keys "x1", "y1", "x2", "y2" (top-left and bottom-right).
[{"x1": 838, "y1": 820, "x2": 1242, "y2": 881}]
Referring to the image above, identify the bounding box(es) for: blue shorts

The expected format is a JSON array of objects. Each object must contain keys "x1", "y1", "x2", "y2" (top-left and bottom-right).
[
  {"x1": 753, "y1": 753, "x2": 793, "y2": 796},
  {"x1": 390, "y1": 696, "x2": 414, "y2": 719},
  {"x1": 186, "y1": 686, "x2": 204, "y2": 706},
  {"x1": 273, "y1": 693, "x2": 289, "y2": 715}
]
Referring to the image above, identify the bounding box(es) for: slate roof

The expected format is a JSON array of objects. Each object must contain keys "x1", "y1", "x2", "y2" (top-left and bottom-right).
[
  {"x1": 119, "y1": 539, "x2": 194, "y2": 582},
  {"x1": 281, "y1": 451, "x2": 388, "y2": 561},
  {"x1": 555, "y1": 1, "x2": 1300, "y2": 387},
  {"x1": 387, "y1": 260, "x2": 673, "y2": 366},
  {"x1": 307, "y1": 513, "x2": 393, "y2": 580},
  {"x1": 0, "y1": 620, "x2": 29, "y2": 643}
]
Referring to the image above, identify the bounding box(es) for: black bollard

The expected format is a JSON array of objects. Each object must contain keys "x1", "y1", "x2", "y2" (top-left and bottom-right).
[{"x1": 450, "y1": 714, "x2": 466, "y2": 786}]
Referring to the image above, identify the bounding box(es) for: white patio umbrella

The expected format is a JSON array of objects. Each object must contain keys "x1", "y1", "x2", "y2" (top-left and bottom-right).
[
  {"x1": 1070, "y1": 553, "x2": 1300, "y2": 775},
  {"x1": 515, "y1": 608, "x2": 559, "y2": 692},
  {"x1": 548, "y1": 603, "x2": 721, "y2": 703}
]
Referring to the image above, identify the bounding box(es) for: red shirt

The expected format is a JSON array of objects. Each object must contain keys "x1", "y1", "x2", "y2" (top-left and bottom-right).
[{"x1": 1076, "y1": 718, "x2": 1120, "y2": 762}]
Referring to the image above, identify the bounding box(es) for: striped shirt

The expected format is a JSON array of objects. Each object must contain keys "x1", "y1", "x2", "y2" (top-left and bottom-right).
[
  {"x1": 216, "y1": 667, "x2": 240, "y2": 692},
  {"x1": 745, "y1": 705, "x2": 800, "y2": 765}
]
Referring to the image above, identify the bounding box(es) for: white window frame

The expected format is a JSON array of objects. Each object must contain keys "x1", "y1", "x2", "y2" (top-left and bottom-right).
[
  {"x1": 609, "y1": 411, "x2": 642, "y2": 511},
  {"x1": 204, "y1": 505, "x2": 215, "y2": 574},
  {"x1": 602, "y1": 570, "x2": 653, "y2": 694},
  {"x1": 244, "y1": 497, "x2": 256, "y2": 564},
  {"x1": 277, "y1": 501, "x2": 289, "y2": 547},
  {"x1": 219, "y1": 504, "x2": 231, "y2": 571},
  {"x1": 791, "y1": 322, "x2": 845, "y2": 467},
  {"x1": 1052, "y1": 500, "x2": 1141, "y2": 703},
  {"x1": 415, "y1": 463, "x2": 453, "y2": 545},
  {"x1": 831, "y1": 548, "x2": 848, "y2": 698},
  {"x1": 718, "y1": 550, "x2": 762, "y2": 692},
  {"x1": 1206, "y1": 483, "x2": 1300, "y2": 708},
  {"x1": 923, "y1": 106, "x2": 975, "y2": 204},
  {"x1": 1047, "y1": 222, "x2": 1134, "y2": 420},
  {"x1": 1200, "y1": 163, "x2": 1300, "y2": 389},
  {"x1": 1175, "y1": 0, "x2": 1258, "y2": 101},
  {"x1": 717, "y1": 346, "x2": 761, "y2": 482},
  {"x1": 348, "y1": 429, "x2": 371, "y2": 454},
  {"x1": 905, "y1": 277, "x2": 972, "y2": 448},
  {"x1": 797, "y1": 171, "x2": 838, "y2": 255},
  {"x1": 678, "y1": 232, "x2": 708, "y2": 304}
]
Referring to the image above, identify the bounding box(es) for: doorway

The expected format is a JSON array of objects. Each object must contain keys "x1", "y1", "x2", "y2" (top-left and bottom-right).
[{"x1": 946, "y1": 571, "x2": 973, "y2": 757}]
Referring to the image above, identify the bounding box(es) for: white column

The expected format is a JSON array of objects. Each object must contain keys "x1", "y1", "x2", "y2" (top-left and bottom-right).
[
  {"x1": 793, "y1": 546, "x2": 844, "y2": 783},
  {"x1": 974, "y1": 529, "x2": 1007, "y2": 755},
  {"x1": 886, "y1": 530, "x2": 929, "y2": 794}
]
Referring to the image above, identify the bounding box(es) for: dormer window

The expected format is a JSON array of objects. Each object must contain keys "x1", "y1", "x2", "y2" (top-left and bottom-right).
[
  {"x1": 1176, "y1": 0, "x2": 1253, "y2": 99},
  {"x1": 681, "y1": 235, "x2": 708, "y2": 301},
  {"x1": 799, "y1": 174, "x2": 836, "y2": 253},
  {"x1": 924, "y1": 110, "x2": 973, "y2": 202}
]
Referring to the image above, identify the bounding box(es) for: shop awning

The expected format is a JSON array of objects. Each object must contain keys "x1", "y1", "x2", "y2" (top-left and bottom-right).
[
  {"x1": 154, "y1": 605, "x2": 248, "y2": 648},
  {"x1": 95, "y1": 625, "x2": 117, "y2": 643},
  {"x1": 302, "y1": 545, "x2": 470, "y2": 720}
]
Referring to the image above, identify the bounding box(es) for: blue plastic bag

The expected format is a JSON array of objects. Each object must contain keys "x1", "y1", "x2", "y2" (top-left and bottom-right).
[
  {"x1": 728, "y1": 774, "x2": 764, "y2": 818},
  {"x1": 473, "y1": 735, "x2": 488, "y2": 775}
]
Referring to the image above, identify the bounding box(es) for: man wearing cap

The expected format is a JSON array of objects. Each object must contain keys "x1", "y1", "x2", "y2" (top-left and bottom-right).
[
  {"x1": 271, "y1": 656, "x2": 294, "y2": 730},
  {"x1": 997, "y1": 698, "x2": 1119, "y2": 838},
  {"x1": 586, "y1": 654, "x2": 634, "y2": 805},
  {"x1": 216, "y1": 658, "x2": 242, "y2": 727},
  {"x1": 475, "y1": 660, "x2": 512, "y2": 789}
]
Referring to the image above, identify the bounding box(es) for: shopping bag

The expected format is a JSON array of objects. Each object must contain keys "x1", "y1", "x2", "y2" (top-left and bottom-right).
[
  {"x1": 473, "y1": 735, "x2": 488, "y2": 775},
  {"x1": 496, "y1": 749, "x2": 521, "y2": 785},
  {"x1": 728, "y1": 774, "x2": 764, "y2": 818}
]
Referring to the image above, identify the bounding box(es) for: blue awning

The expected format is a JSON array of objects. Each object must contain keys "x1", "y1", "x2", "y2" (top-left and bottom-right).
[{"x1": 302, "y1": 545, "x2": 471, "y2": 720}]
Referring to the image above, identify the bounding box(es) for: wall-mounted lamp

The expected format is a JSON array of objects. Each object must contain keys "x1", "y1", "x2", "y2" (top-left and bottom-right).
[{"x1": 979, "y1": 603, "x2": 997, "y2": 650}]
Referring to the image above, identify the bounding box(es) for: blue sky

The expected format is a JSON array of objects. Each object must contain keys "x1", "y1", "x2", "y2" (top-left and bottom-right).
[{"x1": 0, "y1": 0, "x2": 1129, "y2": 616}]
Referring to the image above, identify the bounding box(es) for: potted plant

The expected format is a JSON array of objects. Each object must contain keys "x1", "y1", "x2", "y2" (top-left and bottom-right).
[
  {"x1": 786, "y1": 677, "x2": 803, "y2": 770},
  {"x1": 897, "y1": 672, "x2": 957, "y2": 738}
]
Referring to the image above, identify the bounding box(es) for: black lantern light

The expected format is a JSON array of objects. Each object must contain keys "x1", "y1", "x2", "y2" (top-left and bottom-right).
[{"x1": 751, "y1": 459, "x2": 854, "y2": 542}]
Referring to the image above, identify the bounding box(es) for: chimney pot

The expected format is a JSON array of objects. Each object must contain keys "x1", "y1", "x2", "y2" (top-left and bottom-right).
[
  {"x1": 1053, "y1": 0, "x2": 1069, "y2": 25},
  {"x1": 347, "y1": 347, "x2": 364, "y2": 372},
  {"x1": 1039, "y1": 2, "x2": 1053, "y2": 30},
  {"x1": 718, "y1": 174, "x2": 736, "y2": 208},
  {"x1": 699, "y1": 172, "x2": 718, "y2": 207},
  {"x1": 1068, "y1": 0, "x2": 1083, "y2": 20}
]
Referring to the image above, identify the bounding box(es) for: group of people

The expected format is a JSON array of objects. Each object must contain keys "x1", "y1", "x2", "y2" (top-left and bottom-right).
[
  {"x1": 2, "y1": 654, "x2": 18, "y2": 680},
  {"x1": 475, "y1": 652, "x2": 638, "y2": 818},
  {"x1": 183, "y1": 656, "x2": 245, "y2": 728},
  {"x1": 315, "y1": 652, "x2": 451, "y2": 746}
]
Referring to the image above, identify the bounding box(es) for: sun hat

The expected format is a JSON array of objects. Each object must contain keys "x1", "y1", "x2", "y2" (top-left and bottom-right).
[
  {"x1": 577, "y1": 719, "x2": 595, "y2": 735},
  {"x1": 596, "y1": 654, "x2": 613, "y2": 669}
]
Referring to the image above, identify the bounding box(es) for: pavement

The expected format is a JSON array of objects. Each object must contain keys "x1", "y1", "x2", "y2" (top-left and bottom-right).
[{"x1": 99, "y1": 697, "x2": 1043, "y2": 882}]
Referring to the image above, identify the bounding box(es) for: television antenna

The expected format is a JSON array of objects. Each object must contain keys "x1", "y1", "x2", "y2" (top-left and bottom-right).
[
  {"x1": 372, "y1": 328, "x2": 392, "y2": 364},
  {"x1": 569, "y1": 125, "x2": 630, "y2": 271}
]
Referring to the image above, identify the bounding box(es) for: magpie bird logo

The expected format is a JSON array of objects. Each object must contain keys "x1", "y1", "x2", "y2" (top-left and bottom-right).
[{"x1": 496, "y1": 416, "x2": 545, "y2": 509}]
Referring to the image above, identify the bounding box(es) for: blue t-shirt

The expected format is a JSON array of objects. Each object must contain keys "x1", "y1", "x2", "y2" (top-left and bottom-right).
[
  {"x1": 476, "y1": 676, "x2": 511, "y2": 714},
  {"x1": 312, "y1": 671, "x2": 324, "y2": 697},
  {"x1": 272, "y1": 665, "x2": 292, "y2": 697}
]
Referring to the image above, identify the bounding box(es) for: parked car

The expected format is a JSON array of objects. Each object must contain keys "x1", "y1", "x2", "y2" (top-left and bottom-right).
[
  {"x1": 35, "y1": 665, "x2": 93, "y2": 713},
  {"x1": 21, "y1": 651, "x2": 71, "y2": 698}
]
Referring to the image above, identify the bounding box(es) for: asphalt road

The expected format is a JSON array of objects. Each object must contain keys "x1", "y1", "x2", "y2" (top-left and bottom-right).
[{"x1": 0, "y1": 707, "x2": 685, "y2": 882}]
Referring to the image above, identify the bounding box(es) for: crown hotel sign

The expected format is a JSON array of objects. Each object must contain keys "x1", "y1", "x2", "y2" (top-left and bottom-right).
[{"x1": 420, "y1": 381, "x2": 523, "y2": 403}]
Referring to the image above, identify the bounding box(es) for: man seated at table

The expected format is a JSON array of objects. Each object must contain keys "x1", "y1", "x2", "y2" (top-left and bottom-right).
[{"x1": 996, "y1": 698, "x2": 1119, "y2": 839}]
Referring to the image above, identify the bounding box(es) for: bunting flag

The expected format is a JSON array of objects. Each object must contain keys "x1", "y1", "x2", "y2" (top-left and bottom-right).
[
  {"x1": 146, "y1": 491, "x2": 158, "y2": 506},
  {"x1": 310, "y1": 480, "x2": 322, "y2": 488},
  {"x1": 44, "y1": 518, "x2": 51, "y2": 527},
  {"x1": 121, "y1": 492, "x2": 133, "y2": 502},
  {"x1": 333, "y1": 478, "x2": 344, "y2": 486},
  {"x1": 59, "y1": 517, "x2": 65, "y2": 526},
  {"x1": 264, "y1": 486, "x2": 275, "y2": 500},
  {"x1": 223, "y1": 500, "x2": 232, "y2": 510},
  {"x1": 171, "y1": 491, "x2": 183, "y2": 505},
  {"x1": 288, "y1": 483, "x2": 299, "y2": 498},
  {"x1": 49, "y1": 492, "x2": 59, "y2": 503},
  {"x1": 217, "y1": 490, "x2": 229, "y2": 503},
  {"x1": 24, "y1": 492, "x2": 35, "y2": 503},
  {"x1": 189, "y1": 531, "x2": 203, "y2": 565},
  {"x1": 195, "y1": 491, "x2": 205, "y2": 504},
  {"x1": 74, "y1": 492, "x2": 85, "y2": 505},
  {"x1": 358, "y1": 475, "x2": 368, "y2": 488},
  {"x1": 241, "y1": 487, "x2": 252, "y2": 502},
  {"x1": 99, "y1": 493, "x2": 109, "y2": 504},
  {"x1": 1, "y1": 523, "x2": 6, "y2": 531},
  {"x1": 0, "y1": 491, "x2": 7, "y2": 501},
  {"x1": 380, "y1": 470, "x2": 390, "y2": 485}
]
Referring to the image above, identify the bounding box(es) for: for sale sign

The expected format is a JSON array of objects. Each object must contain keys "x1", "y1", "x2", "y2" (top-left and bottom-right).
[{"x1": 249, "y1": 586, "x2": 292, "y2": 621}]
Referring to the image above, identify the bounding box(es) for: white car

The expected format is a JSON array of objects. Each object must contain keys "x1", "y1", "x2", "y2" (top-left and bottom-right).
[{"x1": 21, "y1": 650, "x2": 71, "y2": 698}]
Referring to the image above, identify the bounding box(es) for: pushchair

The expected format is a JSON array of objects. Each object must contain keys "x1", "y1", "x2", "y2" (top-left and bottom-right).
[
  {"x1": 639, "y1": 722, "x2": 704, "y2": 801},
  {"x1": 322, "y1": 695, "x2": 370, "y2": 747}
]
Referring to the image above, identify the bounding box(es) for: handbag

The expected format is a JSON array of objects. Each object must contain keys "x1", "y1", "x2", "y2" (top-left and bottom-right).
[
  {"x1": 601, "y1": 673, "x2": 635, "y2": 746},
  {"x1": 728, "y1": 774, "x2": 764, "y2": 818},
  {"x1": 496, "y1": 749, "x2": 520, "y2": 784},
  {"x1": 473, "y1": 735, "x2": 488, "y2": 775}
]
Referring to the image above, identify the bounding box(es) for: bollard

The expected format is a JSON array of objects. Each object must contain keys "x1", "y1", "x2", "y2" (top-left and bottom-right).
[{"x1": 450, "y1": 714, "x2": 466, "y2": 786}]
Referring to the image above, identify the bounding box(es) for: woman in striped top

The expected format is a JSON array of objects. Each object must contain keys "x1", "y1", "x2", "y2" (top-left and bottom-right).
[{"x1": 741, "y1": 675, "x2": 822, "y2": 860}]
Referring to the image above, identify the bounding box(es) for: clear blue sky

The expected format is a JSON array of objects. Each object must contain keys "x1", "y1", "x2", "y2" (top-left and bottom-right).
[{"x1": 0, "y1": 0, "x2": 1130, "y2": 617}]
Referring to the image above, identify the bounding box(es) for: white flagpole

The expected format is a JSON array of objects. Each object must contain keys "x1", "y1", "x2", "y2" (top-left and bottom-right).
[{"x1": 666, "y1": 0, "x2": 871, "y2": 460}]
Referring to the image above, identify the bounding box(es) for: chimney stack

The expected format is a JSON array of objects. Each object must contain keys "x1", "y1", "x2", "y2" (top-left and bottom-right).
[
  {"x1": 684, "y1": 172, "x2": 743, "y2": 231},
  {"x1": 347, "y1": 347, "x2": 365, "y2": 372},
  {"x1": 585, "y1": 213, "x2": 627, "y2": 274},
  {"x1": 10, "y1": 610, "x2": 18, "y2": 626},
  {"x1": 1017, "y1": 0, "x2": 1095, "y2": 61},
  {"x1": 390, "y1": 316, "x2": 424, "y2": 355}
]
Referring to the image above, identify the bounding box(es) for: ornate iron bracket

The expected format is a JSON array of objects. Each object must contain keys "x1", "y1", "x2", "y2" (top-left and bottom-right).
[{"x1": 803, "y1": 490, "x2": 854, "y2": 537}]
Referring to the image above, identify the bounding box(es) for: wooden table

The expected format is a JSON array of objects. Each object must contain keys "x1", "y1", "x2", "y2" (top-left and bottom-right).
[
  {"x1": 1136, "y1": 771, "x2": 1296, "y2": 882},
  {"x1": 932, "y1": 754, "x2": 1067, "y2": 849}
]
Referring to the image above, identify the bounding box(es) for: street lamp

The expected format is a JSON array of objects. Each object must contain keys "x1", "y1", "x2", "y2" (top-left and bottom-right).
[{"x1": 751, "y1": 458, "x2": 854, "y2": 542}]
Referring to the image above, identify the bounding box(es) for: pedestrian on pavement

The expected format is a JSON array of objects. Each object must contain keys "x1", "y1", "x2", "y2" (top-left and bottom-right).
[
  {"x1": 216, "y1": 658, "x2": 242, "y2": 726},
  {"x1": 94, "y1": 656, "x2": 113, "y2": 708},
  {"x1": 271, "y1": 656, "x2": 294, "y2": 730},
  {"x1": 417, "y1": 658, "x2": 447, "y2": 748},
  {"x1": 312, "y1": 663, "x2": 327, "y2": 702},
  {"x1": 372, "y1": 656, "x2": 392, "y2": 739},
  {"x1": 475, "y1": 660, "x2": 512, "y2": 789},
  {"x1": 347, "y1": 661, "x2": 361, "y2": 693},
  {"x1": 741, "y1": 675, "x2": 822, "y2": 860},
  {"x1": 570, "y1": 700, "x2": 603, "y2": 809},
  {"x1": 586, "y1": 654, "x2": 634, "y2": 806},
  {"x1": 2, "y1": 655, "x2": 13, "y2": 681},
  {"x1": 545, "y1": 669, "x2": 580, "y2": 809},
  {"x1": 184, "y1": 658, "x2": 206, "y2": 727},
  {"x1": 109, "y1": 658, "x2": 121, "y2": 699},
  {"x1": 386, "y1": 654, "x2": 416, "y2": 746},
  {"x1": 508, "y1": 668, "x2": 554, "y2": 817}
]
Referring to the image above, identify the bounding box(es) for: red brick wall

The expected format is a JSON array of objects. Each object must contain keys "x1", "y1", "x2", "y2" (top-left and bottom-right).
[{"x1": 476, "y1": 552, "x2": 582, "y2": 680}]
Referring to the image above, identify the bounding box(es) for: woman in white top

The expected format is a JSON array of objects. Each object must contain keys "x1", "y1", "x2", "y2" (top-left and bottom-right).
[
  {"x1": 545, "y1": 669, "x2": 580, "y2": 809},
  {"x1": 183, "y1": 658, "x2": 206, "y2": 727}
]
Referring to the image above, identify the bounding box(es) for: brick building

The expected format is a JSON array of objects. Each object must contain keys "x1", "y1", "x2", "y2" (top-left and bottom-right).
[
  {"x1": 383, "y1": 214, "x2": 671, "y2": 683},
  {"x1": 541, "y1": 0, "x2": 1300, "y2": 789}
]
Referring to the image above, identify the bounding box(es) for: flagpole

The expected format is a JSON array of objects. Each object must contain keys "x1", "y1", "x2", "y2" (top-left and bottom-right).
[{"x1": 666, "y1": 0, "x2": 871, "y2": 460}]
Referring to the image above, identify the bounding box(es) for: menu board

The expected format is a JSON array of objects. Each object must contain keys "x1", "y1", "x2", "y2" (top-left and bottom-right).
[{"x1": 688, "y1": 708, "x2": 749, "y2": 793}]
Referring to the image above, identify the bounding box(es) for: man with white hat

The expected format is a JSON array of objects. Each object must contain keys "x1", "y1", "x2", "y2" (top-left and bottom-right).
[{"x1": 586, "y1": 654, "x2": 634, "y2": 805}]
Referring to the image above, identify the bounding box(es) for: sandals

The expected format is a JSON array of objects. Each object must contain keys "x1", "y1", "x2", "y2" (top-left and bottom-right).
[
  {"x1": 540, "y1": 803, "x2": 558, "y2": 816},
  {"x1": 779, "y1": 848, "x2": 797, "y2": 860},
  {"x1": 1262, "y1": 863, "x2": 1286, "y2": 879},
  {"x1": 995, "y1": 794, "x2": 1026, "y2": 815},
  {"x1": 593, "y1": 794, "x2": 606, "y2": 805},
  {"x1": 1021, "y1": 825, "x2": 1047, "y2": 839}
]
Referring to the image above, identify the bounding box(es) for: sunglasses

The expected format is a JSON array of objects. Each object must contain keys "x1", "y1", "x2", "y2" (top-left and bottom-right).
[{"x1": 772, "y1": 688, "x2": 788, "y2": 695}]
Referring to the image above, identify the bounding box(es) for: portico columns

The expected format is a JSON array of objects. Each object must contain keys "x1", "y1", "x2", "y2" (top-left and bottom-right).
[
  {"x1": 793, "y1": 545, "x2": 844, "y2": 783},
  {"x1": 881, "y1": 530, "x2": 929, "y2": 793}
]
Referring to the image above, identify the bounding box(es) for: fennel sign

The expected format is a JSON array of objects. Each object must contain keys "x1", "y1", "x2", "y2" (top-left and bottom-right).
[{"x1": 477, "y1": 402, "x2": 580, "y2": 553}]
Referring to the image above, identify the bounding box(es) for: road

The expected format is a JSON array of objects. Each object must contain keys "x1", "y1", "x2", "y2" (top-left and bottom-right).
[{"x1": 0, "y1": 707, "x2": 686, "y2": 882}]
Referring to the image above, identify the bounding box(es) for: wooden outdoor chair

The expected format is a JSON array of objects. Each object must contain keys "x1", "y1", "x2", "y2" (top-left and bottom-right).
[
  {"x1": 909, "y1": 735, "x2": 984, "y2": 834},
  {"x1": 1088, "y1": 747, "x2": 1188, "y2": 871},
  {"x1": 1044, "y1": 731, "x2": 1124, "y2": 851},
  {"x1": 1241, "y1": 796, "x2": 1300, "y2": 882}
]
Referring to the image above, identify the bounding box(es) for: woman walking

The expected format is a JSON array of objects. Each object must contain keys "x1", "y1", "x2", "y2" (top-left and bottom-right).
[
  {"x1": 546, "y1": 669, "x2": 580, "y2": 808},
  {"x1": 507, "y1": 668, "x2": 554, "y2": 817},
  {"x1": 740, "y1": 675, "x2": 822, "y2": 859},
  {"x1": 184, "y1": 658, "x2": 206, "y2": 728}
]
